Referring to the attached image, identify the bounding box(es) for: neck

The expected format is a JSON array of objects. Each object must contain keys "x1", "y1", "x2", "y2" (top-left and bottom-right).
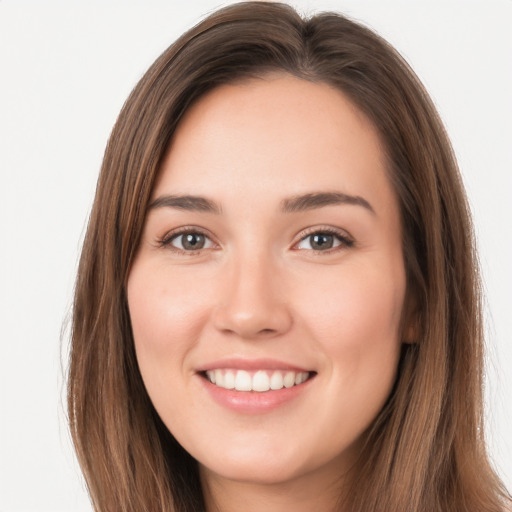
[{"x1": 200, "y1": 464, "x2": 349, "y2": 512}]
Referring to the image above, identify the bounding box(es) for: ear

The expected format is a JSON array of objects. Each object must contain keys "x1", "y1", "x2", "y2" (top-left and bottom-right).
[{"x1": 401, "y1": 288, "x2": 420, "y2": 344}]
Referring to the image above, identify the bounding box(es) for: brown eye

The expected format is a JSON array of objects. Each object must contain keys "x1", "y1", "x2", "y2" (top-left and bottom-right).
[
  {"x1": 296, "y1": 230, "x2": 353, "y2": 251},
  {"x1": 183, "y1": 233, "x2": 205, "y2": 250},
  {"x1": 309, "y1": 233, "x2": 334, "y2": 250},
  {"x1": 169, "y1": 232, "x2": 213, "y2": 251}
]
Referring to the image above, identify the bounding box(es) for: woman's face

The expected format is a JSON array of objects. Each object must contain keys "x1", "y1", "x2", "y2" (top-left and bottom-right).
[{"x1": 127, "y1": 75, "x2": 407, "y2": 490}]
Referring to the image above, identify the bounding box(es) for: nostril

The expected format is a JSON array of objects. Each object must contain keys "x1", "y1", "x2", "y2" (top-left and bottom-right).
[{"x1": 212, "y1": 297, "x2": 293, "y2": 339}]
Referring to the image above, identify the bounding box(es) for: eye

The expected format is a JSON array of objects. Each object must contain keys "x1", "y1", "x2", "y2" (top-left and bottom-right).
[
  {"x1": 295, "y1": 230, "x2": 353, "y2": 251},
  {"x1": 161, "y1": 230, "x2": 216, "y2": 252}
]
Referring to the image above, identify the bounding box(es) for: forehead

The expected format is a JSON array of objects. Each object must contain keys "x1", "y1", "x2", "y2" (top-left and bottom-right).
[{"x1": 154, "y1": 74, "x2": 394, "y2": 216}]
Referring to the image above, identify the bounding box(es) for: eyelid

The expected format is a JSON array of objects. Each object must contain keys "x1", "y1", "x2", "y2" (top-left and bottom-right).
[
  {"x1": 292, "y1": 226, "x2": 355, "y2": 251},
  {"x1": 155, "y1": 224, "x2": 353, "y2": 254},
  {"x1": 158, "y1": 226, "x2": 219, "y2": 253}
]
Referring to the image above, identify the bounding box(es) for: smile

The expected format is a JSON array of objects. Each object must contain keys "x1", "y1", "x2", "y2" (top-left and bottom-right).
[{"x1": 204, "y1": 369, "x2": 312, "y2": 392}]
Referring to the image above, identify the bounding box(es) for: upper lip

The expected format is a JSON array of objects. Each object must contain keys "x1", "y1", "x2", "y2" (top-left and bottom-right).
[{"x1": 196, "y1": 357, "x2": 313, "y2": 373}]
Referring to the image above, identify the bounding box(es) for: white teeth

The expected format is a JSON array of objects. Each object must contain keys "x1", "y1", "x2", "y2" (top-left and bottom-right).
[
  {"x1": 252, "y1": 371, "x2": 270, "y2": 392},
  {"x1": 270, "y1": 371, "x2": 284, "y2": 390},
  {"x1": 205, "y1": 369, "x2": 311, "y2": 392},
  {"x1": 283, "y1": 371, "x2": 295, "y2": 388},
  {"x1": 224, "y1": 370, "x2": 235, "y2": 389},
  {"x1": 295, "y1": 372, "x2": 308, "y2": 385},
  {"x1": 235, "y1": 370, "x2": 252, "y2": 391},
  {"x1": 214, "y1": 369, "x2": 224, "y2": 388}
]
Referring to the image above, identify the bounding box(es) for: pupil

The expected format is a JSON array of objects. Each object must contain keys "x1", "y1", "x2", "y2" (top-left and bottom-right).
[
  {"x1": 311, "y1": 234, "x2": 333, "y2": 250},
  {"x1": 183, "y1": 233, "x2": 204, "y2": 250}
]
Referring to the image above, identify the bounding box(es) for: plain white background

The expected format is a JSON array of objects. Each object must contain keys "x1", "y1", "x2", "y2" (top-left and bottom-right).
[{"x1": 0, "y1": 1, "x2": 510, "y2": 510}]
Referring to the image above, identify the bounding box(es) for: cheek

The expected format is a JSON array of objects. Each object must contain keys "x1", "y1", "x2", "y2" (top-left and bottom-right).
[
  {"x1": 296, "y1": 257, "x2": 406, "y2": 380},
  {"x1": 299, "y1": 259, "x2": 406, "y2": 435},
  {"x1": 305, "y1": 261, "x2": 402, "y2": 331},
  {"x1": 128, "y1": 263, "x2": 208, "y2": 351},
  {"x1": 126, "y1": 262, "x2": 214, "y2": 401}
]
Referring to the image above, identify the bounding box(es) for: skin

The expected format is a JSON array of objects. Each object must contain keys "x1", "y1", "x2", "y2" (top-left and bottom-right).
[{"x1": 127, "y1": 74, "x2": 408, "y2": 512}]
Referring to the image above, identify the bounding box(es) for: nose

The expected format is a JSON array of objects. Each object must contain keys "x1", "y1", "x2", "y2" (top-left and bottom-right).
[{"x1": 212, "y1": 252, "x2": 293, "y2": 339}]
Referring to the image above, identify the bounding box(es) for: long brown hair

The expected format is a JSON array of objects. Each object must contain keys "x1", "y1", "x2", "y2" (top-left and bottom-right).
[{"x1": 67, "y1": 2, "x2": 510, "y2": 511}]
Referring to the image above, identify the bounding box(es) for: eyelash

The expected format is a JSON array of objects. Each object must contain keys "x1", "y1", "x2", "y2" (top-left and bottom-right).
[
  {"x1": 157, "y1": 226, "x2": 354, "y2": 255},
  {"x1": 158, "y1": 227, "x2": 217, "y2": 255},
  {"x1": 293, "y1": 227, "x2": 354, "y2": 253}
]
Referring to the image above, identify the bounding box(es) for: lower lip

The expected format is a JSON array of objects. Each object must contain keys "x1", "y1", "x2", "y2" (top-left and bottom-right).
[{"x1": 199, "y1": 374, "x2": 313, "y2": 414}]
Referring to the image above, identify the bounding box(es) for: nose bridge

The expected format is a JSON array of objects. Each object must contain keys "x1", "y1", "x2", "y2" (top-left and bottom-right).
[{"x1": 213, "y1": 245, "x2": 292, "y2": 338}]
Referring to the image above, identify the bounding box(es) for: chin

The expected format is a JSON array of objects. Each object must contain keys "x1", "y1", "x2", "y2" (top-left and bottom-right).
[
  {"x1": 200, "y1": 455, "x2": 307, "y2": 486},
  {"x1": 196, "y1": 436, "x2": 342, "y2": 488}
]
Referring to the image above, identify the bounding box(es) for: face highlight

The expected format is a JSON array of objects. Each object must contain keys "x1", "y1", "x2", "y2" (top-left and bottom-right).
[{"x1": 127, "y1": 75, "x2": 407, "y2": 494}]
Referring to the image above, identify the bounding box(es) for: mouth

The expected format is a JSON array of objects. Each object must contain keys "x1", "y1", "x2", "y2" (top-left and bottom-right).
[
  {"x1": 201, "y1": 369, "x2": 315, "y2": 392},
  {"x1": 197, "y1": 361, "x2": 316, "y2": 413}
]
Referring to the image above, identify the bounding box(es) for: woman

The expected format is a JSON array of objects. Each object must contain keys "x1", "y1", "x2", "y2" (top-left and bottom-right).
[{"x1": 67, "y1": 2, "x2": 510, "y2": 511}]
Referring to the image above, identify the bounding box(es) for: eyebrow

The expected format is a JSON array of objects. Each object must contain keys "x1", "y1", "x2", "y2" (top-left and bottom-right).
[
  {"x1": 281, "y1": 192, "x2": 375, "y2": 215},
  {"x1": 148, "y1": 195, "x2": 222, "y2": 214},
  {"x1": 148, "y1": 191, "x2": 375, "y2": 215}
]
